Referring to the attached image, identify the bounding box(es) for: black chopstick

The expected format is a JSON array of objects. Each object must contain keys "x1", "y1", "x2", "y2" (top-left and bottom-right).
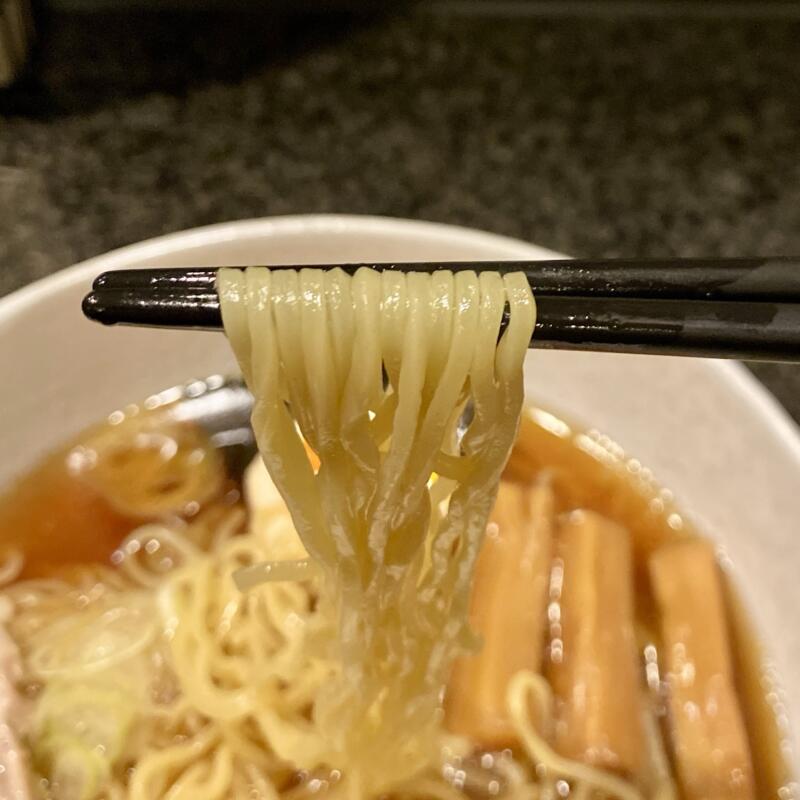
[
  {"x1": 82, "y1": 261, "x2": 800, "y2": 363},
  {"x1": 90, "y1": 257, "x2": 800, "y2": 301}
]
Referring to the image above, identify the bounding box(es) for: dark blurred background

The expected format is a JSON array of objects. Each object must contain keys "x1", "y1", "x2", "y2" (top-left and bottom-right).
[{"x1": 1, "y1": 1, "x2": 799, "y2": 421}]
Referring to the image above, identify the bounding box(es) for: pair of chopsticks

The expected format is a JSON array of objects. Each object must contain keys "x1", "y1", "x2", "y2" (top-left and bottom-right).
[{"x1": 82, "y1": 258, "x2": 800, "y2": 362}]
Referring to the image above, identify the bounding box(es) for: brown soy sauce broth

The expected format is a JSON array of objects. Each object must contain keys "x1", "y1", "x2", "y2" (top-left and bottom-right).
[
  {"x1": 0, "y1": 401, "x2": 793, "y2": 797},
  {"x1": 0, "y1": 402, "x2": 242, "y2": 580}
]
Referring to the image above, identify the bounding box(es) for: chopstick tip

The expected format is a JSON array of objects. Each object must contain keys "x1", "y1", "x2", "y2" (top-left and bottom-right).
[
  {"x1": 82, "y1": 291, "x2": 114, "y2": 325},
  {"x1": 92, "y1": 271, "x2": 114, "y2": 291}
]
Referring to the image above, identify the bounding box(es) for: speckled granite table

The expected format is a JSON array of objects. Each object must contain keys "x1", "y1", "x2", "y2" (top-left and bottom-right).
[{"x1": 1, "y1": 6, "x2": 798, "y2": 421}]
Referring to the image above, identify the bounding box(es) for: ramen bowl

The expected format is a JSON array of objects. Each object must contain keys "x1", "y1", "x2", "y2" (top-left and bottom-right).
[{"x1": 1, "y1": 214, "x2": 798, "y2": 781}]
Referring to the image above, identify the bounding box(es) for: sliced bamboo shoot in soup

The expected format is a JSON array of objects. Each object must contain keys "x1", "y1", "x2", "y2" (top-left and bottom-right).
[
  {"x1": 446, "y1": 479, "x2": 555, "y2": 749},
  {"x1": 650, "y1": 539, "x2": 756, "y2": 800},
  {"x1": 546, "y1": 510, "x2": 645, "y2": 780}
]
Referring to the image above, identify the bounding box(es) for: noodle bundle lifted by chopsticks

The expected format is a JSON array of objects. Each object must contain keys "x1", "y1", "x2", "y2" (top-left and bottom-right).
[{"x1": 218, "y1": 267, "x2": 535, "y2": 797}]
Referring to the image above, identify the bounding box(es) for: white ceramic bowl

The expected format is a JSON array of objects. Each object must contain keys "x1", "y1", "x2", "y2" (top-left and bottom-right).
[{"x1": 2, "y1": 214, "x2": 799, "y2": 769}]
